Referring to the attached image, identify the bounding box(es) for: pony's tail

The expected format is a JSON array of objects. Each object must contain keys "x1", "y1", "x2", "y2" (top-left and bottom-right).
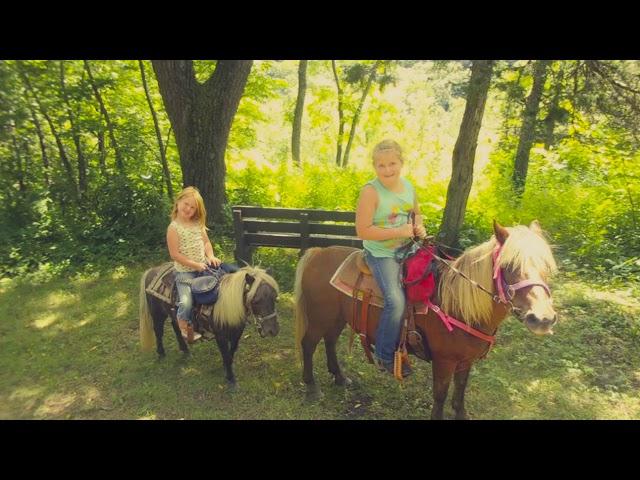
[
  {"x1": 294, "y1": 248, "x2": 320, "y2": 364},
  {"x1": 139, "y1": 269, "x2": 155, "y2": 352}
]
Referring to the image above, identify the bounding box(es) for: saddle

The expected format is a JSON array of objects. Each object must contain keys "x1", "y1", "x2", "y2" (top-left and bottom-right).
[
  {"x1": 330, "y1": 251, "x2": 431, "y2": 365},
  {"x1": 144, "y1": 264, "x2": 217, "y2": 340}
]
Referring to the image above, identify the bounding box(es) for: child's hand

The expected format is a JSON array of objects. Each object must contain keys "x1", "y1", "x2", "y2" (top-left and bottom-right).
[
  {"x1": 414, "y1": 224, "x2": 427, "y2": 239},
  {"x1": 398, "y1": 224, "x2": 415, "y2": 238},
  {"x1": 207, "y1": 256, "x2": 222, "y2": 268},
  {"x1": 195, "y1": 262, "x2": 208, "y2": 272}
]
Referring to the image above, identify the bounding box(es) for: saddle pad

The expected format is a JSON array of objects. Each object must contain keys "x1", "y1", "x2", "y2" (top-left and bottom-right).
[
  {"x1": 329, "y1": 250, "x2": 428, "y2": 314},
  {"x1": 145, "y1": 262, "x2": 176, "y2": 305}
]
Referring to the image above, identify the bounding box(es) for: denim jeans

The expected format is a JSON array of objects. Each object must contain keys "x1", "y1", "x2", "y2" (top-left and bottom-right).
[
  {"x1": 175, "y1": 271, "x2": 198, "y2": 324},
  {"x1": 364, "y1": 250, "x2": 406, "y2": 364}
]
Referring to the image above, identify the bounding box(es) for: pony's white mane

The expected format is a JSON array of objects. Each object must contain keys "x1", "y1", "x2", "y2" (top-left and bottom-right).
[
  {"x1": 212, "y1": 266, "x2": 279, "y2": 328},
  {"x1": 438, "y1": 226, "x2": 557, "y2": 326}
]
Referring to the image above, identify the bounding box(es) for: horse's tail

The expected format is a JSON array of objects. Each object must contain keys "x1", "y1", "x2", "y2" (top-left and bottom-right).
[
  {"x1": 294, "y1": 248, "x2": 321, "y2": 363},
  {"x1": 139, "y1": 269, "x2": 155, "y2": 352}
]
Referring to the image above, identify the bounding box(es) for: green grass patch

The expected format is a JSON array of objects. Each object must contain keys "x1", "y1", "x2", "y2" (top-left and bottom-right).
[{"x1": 1, "y1": 263, "x2": 639, "y2": 419}]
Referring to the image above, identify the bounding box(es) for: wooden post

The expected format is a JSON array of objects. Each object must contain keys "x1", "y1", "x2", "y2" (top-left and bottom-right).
[
  {"x1": 299, "y1": 212, "x2": 309, "y2": 257},
  {"x1": 232, "y1": 208, "x2": 248, "y2": 265}
]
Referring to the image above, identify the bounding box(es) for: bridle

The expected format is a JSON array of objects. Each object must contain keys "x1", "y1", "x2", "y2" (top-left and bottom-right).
[
  {"x1": 244, "y1": 280, "x2": 277, "y2": 329},
  {"x1": 417, "y1": 238, "x2": 552, "y2": 314}
]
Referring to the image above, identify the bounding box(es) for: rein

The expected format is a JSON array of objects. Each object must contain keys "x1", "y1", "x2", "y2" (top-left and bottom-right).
[
  {"x1": 414, "y1": 238, "x2": 551, "y2": 310},
  {"x1": 404, "y1": 236, "x2": 552, "y2": 350}
]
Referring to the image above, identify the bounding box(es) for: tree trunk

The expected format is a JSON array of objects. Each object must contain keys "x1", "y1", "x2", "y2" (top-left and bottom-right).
[
  {"x1": 17, "y1": 63, "x2": 78, "y2": 198},
  {"x1": 291, "y1": 60, "x2": 308, "y2": 166},
  {"x1": 139, "y1": 60, "x2": 173, "y2": 200},
  {"x1": 97, "y1": 127, "x2": 107, "y2": 176},
  {"x1": 438, "y1": 60, "x2": 494, "y2": 248},
  {"x1": 25, "y1": 98, "x2": 50, "y2": 188},
  {"x1": 10, "y1": 121, "x2": 26, "y2": 194},
  {"x1": 544, "y1": 63, "x2": 563, "y2": 149},
  {"x1": 332, "y1": 60, "x2": 345, "y2": 166},
  {"x1": 84, "y1": 60, "x2": 125, "y2": 174},
  {"x1": 342, "y1": 60, "x2": 380, "y2": 167},
  {"x1": 59, "y1": 61, "x2": 87, "y2": 198},
  {"x1": 512, "y1": 60, "x2": 551, "y2": 195},
  {"x1": 152, "y1": 60, "x2": 252, "y2": 227}
]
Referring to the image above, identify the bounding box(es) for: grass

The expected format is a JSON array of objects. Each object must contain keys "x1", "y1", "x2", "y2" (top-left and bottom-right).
[{"x1": 1, "y1": 257, "x2": 639, "y2": 420}]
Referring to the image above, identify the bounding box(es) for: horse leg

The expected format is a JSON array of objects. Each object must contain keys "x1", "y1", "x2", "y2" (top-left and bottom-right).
[
  {"x1": 451, "y1": 366, "x2": 472, "y2": 420},
  {"x1": 215, "y1": 331, "x2": 236, "y2": 388},
  {"x1": 324, "y1": 321, "x2": 351, "y2": 387},
  {"x1": 229, "y1": 325, "x2": 244, "y2": 359},
  {"x1": 153, "y1": 315, "x2": 166, "y2": 358},
  {"x1": 431, "y1": 358, "x2": 457, "y2": 420},
  {"x1": 170, "y1": 316, "x2": 189, "y2": 355},
  {"x1": 302, "y1": 332, "x2": 323, "y2": 402}
]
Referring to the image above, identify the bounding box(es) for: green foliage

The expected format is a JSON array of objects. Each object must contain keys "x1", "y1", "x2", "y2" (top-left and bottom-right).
[
  {"x1": 226, "y1": 160, "x2": 371, "y2": 211},
  {"x1": 0, "y1": 177, "x2": 169, "y2": 279},
  {"x1": 475, "y1": 120, "x2": 640, "y2": 281},
  {"x1": 2, "y1": 58, "x2": 639, "y2": 291}
]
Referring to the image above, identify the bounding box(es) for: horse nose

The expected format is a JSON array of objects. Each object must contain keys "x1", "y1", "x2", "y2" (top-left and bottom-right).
[{"x1": 526, "y1": 313, "x2": 557, "y2": 329}]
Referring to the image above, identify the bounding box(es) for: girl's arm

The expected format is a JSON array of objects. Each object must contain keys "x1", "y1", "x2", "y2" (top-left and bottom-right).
[
  {"x1": 355, "y1": 185, "x2": 414, "y2": 241},
  {"x1": 166, "y1": 226, "x2": 207, "y2": 271},
  {"x1": 202, "y1": 229, "x2": 221, "y2": 267}
]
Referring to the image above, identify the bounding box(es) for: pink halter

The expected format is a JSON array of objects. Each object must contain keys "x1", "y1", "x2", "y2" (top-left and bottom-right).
[{"x1": 492, "y1": 243, "x2": 551, "y2": 305}]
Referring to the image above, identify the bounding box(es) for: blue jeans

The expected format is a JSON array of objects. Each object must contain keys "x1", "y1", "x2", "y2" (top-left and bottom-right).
[
  {"x1": 175, "y1": 271, "x2": 198, "y2": 324},
  {"x1": 364, "y1": 250, "x2": 406, "y2": 364}
]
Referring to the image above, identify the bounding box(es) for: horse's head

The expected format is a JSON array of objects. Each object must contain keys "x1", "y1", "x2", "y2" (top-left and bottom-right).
[
  {"x1": 245, "y1": 272, "x2": 280, "y2": 338},
  {"x1": 493, "y1": 220, "x2": 558, "y2": 336}
]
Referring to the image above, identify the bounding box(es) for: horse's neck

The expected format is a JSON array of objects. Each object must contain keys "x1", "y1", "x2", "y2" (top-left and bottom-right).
[
  {"x1": 433, "y1": 259, "x2": 510, "y2": 333},
  {"x1": 487, "y1": 303, "x2": 511, "y2": 332}
]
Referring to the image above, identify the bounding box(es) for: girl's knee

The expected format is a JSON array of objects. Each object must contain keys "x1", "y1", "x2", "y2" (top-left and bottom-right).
[{"x1": 385, "y1": 288, "x2": 405, "y2": 308}]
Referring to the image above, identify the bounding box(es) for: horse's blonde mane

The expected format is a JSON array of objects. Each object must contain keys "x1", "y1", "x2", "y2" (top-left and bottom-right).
[
  {"x1": 439, "y1": 226, "x2": 557, "y2": 326},
  {"x1": 213, "y1": 266, "x2": 279, "y2": 328}
]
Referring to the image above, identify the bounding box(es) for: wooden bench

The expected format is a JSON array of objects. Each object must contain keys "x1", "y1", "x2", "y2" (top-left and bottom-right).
[{"x1": 231, "y1": 206, "x2": 363, "y2": 265}]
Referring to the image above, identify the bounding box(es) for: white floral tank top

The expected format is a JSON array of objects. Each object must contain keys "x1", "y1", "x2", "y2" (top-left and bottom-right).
[{"x1": 170, "y1": 220, "x2": 206, "y2": 272}]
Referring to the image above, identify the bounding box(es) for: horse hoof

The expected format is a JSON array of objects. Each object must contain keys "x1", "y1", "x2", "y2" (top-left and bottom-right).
[
  {"x1": 305, "y1": 387, "x2": 323, "y2": 403},
  {"x1": 157, "y1": 353, "x2": 166, "y2": 361},
  {"x1": 226, "y1": 382, "x2": 238, "y2": 393},
  {"x1": 334, "y1": 376, "x2": 353, "y2": 387},
  {"x1": 455, "y1": 412, "x2": 470, "y2": 420}
]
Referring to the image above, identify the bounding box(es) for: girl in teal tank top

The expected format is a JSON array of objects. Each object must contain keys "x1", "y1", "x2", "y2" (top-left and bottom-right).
[
  {"x1": 362, "y1": 177, "x2": 416, "y2": 257},
  {"x1": 355, "y1": 140, "x2": 427, "y2": 376}
]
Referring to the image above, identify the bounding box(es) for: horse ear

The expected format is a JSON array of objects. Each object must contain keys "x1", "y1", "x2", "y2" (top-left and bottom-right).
[
  {"x1": 493, "y1": 219, "x2": 509, "y2": 245},
  {"x1": 529, "y1": 219, "x2": 542, "y2": 235}
]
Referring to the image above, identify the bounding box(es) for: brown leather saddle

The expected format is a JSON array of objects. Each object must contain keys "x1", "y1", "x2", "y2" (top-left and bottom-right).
[{"x1": 330, "y1": 250, "x2": 431, "y2": 362}]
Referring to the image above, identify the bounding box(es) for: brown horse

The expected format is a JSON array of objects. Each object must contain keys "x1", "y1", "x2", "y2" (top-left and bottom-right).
[
  {"x1": 140, "y1": 266, "x2": 280, "y2": 387},
  {"x1": 294, "y1": 220, "x2": 557, "y2": 419}
]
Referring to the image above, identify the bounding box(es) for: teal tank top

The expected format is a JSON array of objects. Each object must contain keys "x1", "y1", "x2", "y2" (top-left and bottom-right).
[{"x1": 362, "y1": 177, "x2": 416, "y2": 258}]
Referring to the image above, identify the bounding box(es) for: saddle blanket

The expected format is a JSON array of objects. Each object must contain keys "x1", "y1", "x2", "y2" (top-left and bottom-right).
[{"x1": 145, "y1": 262, "x2": 176, "y2": 305}]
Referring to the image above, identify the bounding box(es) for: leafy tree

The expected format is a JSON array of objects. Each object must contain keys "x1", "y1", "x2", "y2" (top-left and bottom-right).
[
  {"x1": 291, "y1": 60, "x2": 307, "y2": 166},
  {"x1": 438, "y1": 60, "x2": 494, "y2": 248},
  {"x1": 151, "y1": 60, "x2": 253, "y2": 226}
]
